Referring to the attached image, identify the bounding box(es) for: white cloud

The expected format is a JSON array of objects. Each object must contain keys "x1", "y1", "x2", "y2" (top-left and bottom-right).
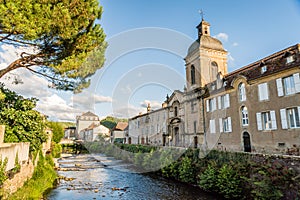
[
  {"x1": 140, "y1": 100, "x2": 162, "y2": 110},
  {"x1": 214, "y1": 33, "x2": 229, "y2": 42},
  {"x1": 232, "y1": 42, "x2": 239, "y2": 47},
  {"x1": 36, "y1": 94, "x2": 81, "y2": 122},
  {"x1": 71, "y1": 91, "x2": 112, "y2": 111}
]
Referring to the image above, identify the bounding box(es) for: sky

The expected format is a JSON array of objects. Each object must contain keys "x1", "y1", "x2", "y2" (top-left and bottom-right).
[{"x1": 0, "y1": 0, "x2": 300, "y2": 121}]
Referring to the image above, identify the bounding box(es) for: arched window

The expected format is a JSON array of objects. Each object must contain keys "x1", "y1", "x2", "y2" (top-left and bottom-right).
[
  {"x1": 241, "y1": 106, "x2": 249, "y2": 126},
  {"x1": 238, "y1": 83, "x2": 246, "y2": 101},
  {"x1": 191, "y1": 65, "x2": 195, "y2": 85},
  {"x1": 211, "y1": 61, "x2": 218, "y2": 81}
]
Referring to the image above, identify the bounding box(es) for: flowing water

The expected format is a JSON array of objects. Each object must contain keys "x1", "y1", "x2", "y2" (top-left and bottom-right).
[{"x1": 47, "y1": 154, "x2": 221, "y2": 200}]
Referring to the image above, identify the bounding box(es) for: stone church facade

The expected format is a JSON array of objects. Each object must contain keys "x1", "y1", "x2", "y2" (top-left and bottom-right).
[{"x1": 128, "y1": 18, "x2": 300, "y2": 155}]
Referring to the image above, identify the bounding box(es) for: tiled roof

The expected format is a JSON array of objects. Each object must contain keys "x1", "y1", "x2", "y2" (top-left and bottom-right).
[
  {"x1": 224, "y1": 44, "x2": 300, "y2": 87},
  {"x1": 114, "y1": 122, "x2": 128, "y2": 131},
  {"x1": 81, "y1": 111, "x2": 98, "y2": 117}
]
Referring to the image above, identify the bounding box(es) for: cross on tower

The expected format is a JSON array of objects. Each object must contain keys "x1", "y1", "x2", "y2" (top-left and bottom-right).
[{"x1": 199, "y1": 9, "x2": 204, "y2": 21}]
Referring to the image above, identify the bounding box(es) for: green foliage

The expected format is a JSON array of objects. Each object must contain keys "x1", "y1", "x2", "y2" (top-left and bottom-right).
[
  {"x1": 216, "y1": 164, "x2": 242, "y2": 199},
  {"x1": 51, "y1": 142, "x2": 62, "y2": 158},
  {"x1": 0, "y1": 0, "x2": 107, "y2": 92},
  {"x1": 0, "y1": 157, "x2": 8, "y2": 186},
  {"x1": 198, "y1": 162, "x2": 218, "y2": 192},
  {"x1": 7, "y1": 154, "x2": 57, "y2": 200},
  {"x1": 178, "y1": 156, "x2": 195, "y2": 183},
  {"x1": 12, "y1": 153, "x2": 21, "y2": 174},
  {"x1": 100, "y1": 116, "x2": 128, "y2": 130},
  {"x1": 47, "y1": 121, "x2": 64, "y2": 143},
  {"x1": 0, "y1": 85, "x2": 47, "y2": 152}
]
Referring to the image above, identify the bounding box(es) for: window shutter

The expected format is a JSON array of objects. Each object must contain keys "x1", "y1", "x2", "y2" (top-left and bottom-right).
[
  {"x1": 276, "y1": 78, "x2": 284, "y2": 97},
  {"x1": 213, "y1": 98, "x2": 217, "y2": 111},
  {"x1": 210, "y1": 119, "x2": 215, "y2": 134},
  {"x1": 280, "y1": 109, "x2": 288, "y2": 129},
  {"x1": 225, "y1": 94, "x2": 230, "y2": 108},
  {"x1": 218, "y1": 96, "x2": 221, "y2": 109},
  {"x1": 228, "y1": 117, "x2": 232, "y2": 132},
  {"x1": 206, "y1": 100, "x2": 210, "y2": 112},
  {"x1": 258, "y1": 83, "x2": 268, "y2": 101},
  {"x1": 270, "y1": 110, "x2": 277, "y2": 130},
  {"x1": 293, "y1": 73, "x2": 300, "y2": 93},
  {"x1": 219, "y1": 118, "x2": 223, "y2": 133},
  {"x1": 256, "y1": 112, "x2": 262, "y2": 131}
]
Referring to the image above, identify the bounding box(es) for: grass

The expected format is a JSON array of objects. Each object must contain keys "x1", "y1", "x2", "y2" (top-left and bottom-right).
[{"x1": 6, "y1": 153, "x2": 57, "y2": 200}]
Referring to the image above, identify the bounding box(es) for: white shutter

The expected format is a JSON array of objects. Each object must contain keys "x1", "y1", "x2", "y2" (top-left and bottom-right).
[
  {"x1": 225, "y1": 94, "x2": 230, "y2": 108},
  {"x1": 293, "y1": 73, "x2": 300, "y2": 93},
  {"x1": 206, "y1": 100, "x2": 210, "y2": 112},
  {"x1": 258, "y1": 83, "x2": 269, "y2": 101},
  {"x1": 276, "y1": 78, "x2": 284, "y2": 97},
  {"x1": 298, "y1": 107, "x2": 300, "y2": 121},
  {"x1": 256, "y1": 112, "x2": 262, "y2": 131},
  {"x1": 213, "y1": 98, "x2": 217, "y2": 111},
  {"x1": 210, "y1": 119, "x2": 215, "y2": 134},
  {"x1": 280, "y1": 109, "x2": 288, "y2": 129},
  {"x1": 270, "y1": 110, "x2": 277, "y2": 130},
  {"x1": 228, "y1": 117, "x2": 232, "y2": 132},
  {"x1": 218, "y1": 96, "x2": 221, "y2": 109},
  {"x1": 219, "y1": 118, "x2": 223, "y2": 133}
]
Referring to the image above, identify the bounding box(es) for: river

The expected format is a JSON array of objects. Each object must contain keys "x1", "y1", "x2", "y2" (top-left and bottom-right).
[{"x1": 47, "y1": 154, "x2": 221, "y2": 200}]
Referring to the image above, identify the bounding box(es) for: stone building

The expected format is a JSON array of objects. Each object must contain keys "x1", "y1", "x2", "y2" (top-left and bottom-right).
[
  {"x1": 128, "y1": 17, "x2": 300, "y2": 155},
  {"x1": 128, "y1": 104, "x2": 167, "y2": 145},
  {"x1": 75, "y1": 111, "x2": 100, "y2": 140}
]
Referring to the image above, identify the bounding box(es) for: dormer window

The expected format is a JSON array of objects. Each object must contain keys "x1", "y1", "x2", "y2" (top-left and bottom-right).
[
  {"x1": 286, "y1": 55, "x2": 294, "y2": 64},
  {"x1": 261, "y1": 65, "x2": 267, "y2": 74}
]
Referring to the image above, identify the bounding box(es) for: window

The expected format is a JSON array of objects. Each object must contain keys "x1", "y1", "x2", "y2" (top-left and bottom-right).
[
  {"x1": 276, "y1": 73, "x2": 300, "y2": 96},
  {"x1": 210, "y1": 119, "x2": 216, "y2": 134},
  {"x1": 219, "y1": 117, "x2": 232, "y2": 133},
  {"x1": 256, "y1": 111, "x2": 277, "y2": 131},
  {"x1": 238, "y1": 83, "x2": 246, "y2": 102},
  {"x1": 174, "y1": 106, "x2": 178, "y2": 117},
  {"x1": 193, "y1": 121, "x2": 197, "y2": 134},
  {"x1": 211, "y1": 61, "x2": 218, "y2": 81},
  {"x1": 206, "y1": 98, "x2": 216, "y2": 112},
  {"x1": 286, "y1": 55, "x2": 294, "y2": 64},
  {"x1": 261, "y1": 65, "x2": 267, "y2": 74},
  {"x1": 241, "y1": 106, "x2": 249, "y2": 126},
  {"x1": 281, "y1": 107, "x2": 300, "y2": 129},
  {"x1": 258, "y1": 83, "x2": 269, "y2": 101},
  {"x1": 191, "y1": 65, "x2": 195, "y2": 85},
  {"x1": 218, "y1": 94, "x2": 230, "y2": 109}
]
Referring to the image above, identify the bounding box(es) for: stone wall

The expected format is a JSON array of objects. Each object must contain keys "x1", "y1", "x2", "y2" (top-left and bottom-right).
[{"x1": 0, "y1": 125, "x2": 30, "y2": 171}]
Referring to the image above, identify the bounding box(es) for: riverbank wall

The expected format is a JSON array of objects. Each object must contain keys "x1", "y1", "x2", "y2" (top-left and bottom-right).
[{"x1": 84, "y1": 142, "x2": 300, "y2": 200}]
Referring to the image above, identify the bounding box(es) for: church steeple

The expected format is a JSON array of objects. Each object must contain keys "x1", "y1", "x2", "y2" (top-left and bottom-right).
[{"x1": 197, "y1": 19, "x2": 210, "y2": 39}]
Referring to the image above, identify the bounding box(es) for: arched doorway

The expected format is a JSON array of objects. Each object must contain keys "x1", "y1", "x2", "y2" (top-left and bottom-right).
[{"x1": 243, "y1": 132, "x2": 251, "y2": 152}]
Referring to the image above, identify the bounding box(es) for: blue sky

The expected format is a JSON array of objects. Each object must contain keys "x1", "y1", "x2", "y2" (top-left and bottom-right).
[{"x1": 1, "y1": 0, "x2": 300, "y2": 121}]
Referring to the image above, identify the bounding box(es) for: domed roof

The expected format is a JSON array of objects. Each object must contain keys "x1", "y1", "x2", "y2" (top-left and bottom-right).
[{"x1": 187, "y1": 35, "x2": 224, "y2": 55}]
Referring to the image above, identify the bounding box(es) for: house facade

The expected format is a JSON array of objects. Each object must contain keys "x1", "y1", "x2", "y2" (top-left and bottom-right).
[
  {"x1": 79, "y1": 123, "x2": 110, "y2": 142},
  {"x1": 127, "y1": 17, "x2": 300, "y2": 155},
  {"x1": 128, "y1": 104, "x2": 167, "y2": 145},
  {"x1": 75, "y1": 111, "x2": 100, "y2": 140}
]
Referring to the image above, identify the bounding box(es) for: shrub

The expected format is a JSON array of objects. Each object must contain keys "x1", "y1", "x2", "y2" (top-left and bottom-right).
[
  {"x1": 0, "y1": 157, "x2": 8, "y2": 186},
  {"x1": 198, "y1": 162, "x2": 218, "y2": 192},
  {"x1": 216, "y1": 164, "x2": 242, "y2": 199}
]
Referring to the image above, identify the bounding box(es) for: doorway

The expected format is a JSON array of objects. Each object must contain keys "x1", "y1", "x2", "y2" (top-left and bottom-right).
[
  {"x1": 194, "y1": 136, "x2": 198, "y2": 148},
  {"x1": 243, "y1": 132, "x2": 251, "y2": 152}
]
